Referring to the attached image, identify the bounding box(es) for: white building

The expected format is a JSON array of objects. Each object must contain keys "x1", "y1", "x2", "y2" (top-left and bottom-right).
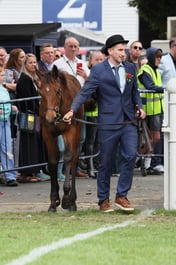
[{"x1": 0, "y1": 0, "x2": 139, "y2": 45}]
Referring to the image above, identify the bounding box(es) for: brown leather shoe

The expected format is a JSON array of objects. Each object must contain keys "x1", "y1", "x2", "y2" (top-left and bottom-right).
[
  {"x1": 76, "y1": 171, "x2": 89, "y2": 178},
  {"x1": 99, "y1": 199, "x2": 114, "y2": 212},
  {"x1": 114, "y1": 196, "x2": 134, "y2": 211}
]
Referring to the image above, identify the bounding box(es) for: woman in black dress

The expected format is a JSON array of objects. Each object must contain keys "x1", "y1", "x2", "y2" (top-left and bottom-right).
[{"x1": 16, "y1": 53, "x2": 49, "y2": 182}]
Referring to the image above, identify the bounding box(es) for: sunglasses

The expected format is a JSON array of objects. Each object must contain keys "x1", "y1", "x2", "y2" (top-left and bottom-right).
[{"x1": 133, "y1": 46, "x2": 143, "y2": 50}]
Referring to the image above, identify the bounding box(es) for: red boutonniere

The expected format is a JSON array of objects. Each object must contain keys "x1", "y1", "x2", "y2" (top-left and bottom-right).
[{"x1": 126, "y1": 73, "x2": 133, "y2": 82}]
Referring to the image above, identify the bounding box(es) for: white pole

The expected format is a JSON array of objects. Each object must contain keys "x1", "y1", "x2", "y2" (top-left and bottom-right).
[{"x1": 163, "y1": 78, "x2": 176, "y2": 209}]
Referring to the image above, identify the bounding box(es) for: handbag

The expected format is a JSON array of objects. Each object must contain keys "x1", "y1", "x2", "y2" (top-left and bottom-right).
[
  {"x1": 138, "y1": 119, "x2": 153, "y2": 154},
  {"x1": 19, "y1": 111, "x2": 40, "y2": 133}
]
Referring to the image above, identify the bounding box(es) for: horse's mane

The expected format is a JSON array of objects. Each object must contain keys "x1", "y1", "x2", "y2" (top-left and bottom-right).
[
  {"x1": 38, "y1": 65, "x2": 81, "y2": 98},
  {"x1": 43, "y1": 68, "x2": 67, "y2": 87}
]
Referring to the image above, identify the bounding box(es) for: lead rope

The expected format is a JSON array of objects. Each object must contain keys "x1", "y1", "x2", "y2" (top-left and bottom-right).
[{"x1": 63, "y1": 56, "x2": 77, "y2": 77}]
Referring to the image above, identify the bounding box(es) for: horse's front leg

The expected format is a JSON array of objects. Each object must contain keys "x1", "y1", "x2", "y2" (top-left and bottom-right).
[
  {"x1": 48, "y1": 162, "x2": 60, "y2": 212},
  {"x1": 61, "y1": 125, "x2": 81, "y2": 211}
]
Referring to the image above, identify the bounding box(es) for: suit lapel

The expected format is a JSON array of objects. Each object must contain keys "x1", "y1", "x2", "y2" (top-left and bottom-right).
[
  {"x1": 104, "y1": 60, "x2": 121, "y2": 89},
  {"x1": 123, "y1": 63, "x2": 131, "y2": 90},
  {"x1": 103, "y1": 60, "x2": 133, "y2": 93}
]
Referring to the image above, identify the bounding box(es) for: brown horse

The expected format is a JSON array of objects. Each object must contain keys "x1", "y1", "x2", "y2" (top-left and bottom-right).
[{"x1": 37, "y1": 65, "x2": 84, "y2": 212}]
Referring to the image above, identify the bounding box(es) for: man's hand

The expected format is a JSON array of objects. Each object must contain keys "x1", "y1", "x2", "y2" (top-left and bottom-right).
[
  {"x1": 12, "y1": 105, "x2": 18, "y2": 113},
  {"x1": 138, "y1": 108, "x2": 146, "y2": 119},
  {"x1": 76, "y1": 68, "x2": 88, "y2": 81},
  {"x1": 63, "y1": 109, "x2": 74, "y2": 124},
  {"x1": 135, "y1": 104, "x2": 146, "y2": 120}
]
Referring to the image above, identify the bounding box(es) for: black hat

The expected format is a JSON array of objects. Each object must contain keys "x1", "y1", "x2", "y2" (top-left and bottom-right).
[{"x1": 104, "y1": 34, "x2": 129, "y2": 55}]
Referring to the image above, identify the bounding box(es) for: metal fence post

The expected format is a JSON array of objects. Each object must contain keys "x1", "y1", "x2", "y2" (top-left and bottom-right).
[{"x1": 163, "y1": 78, "x2": 176, "y2": 209}]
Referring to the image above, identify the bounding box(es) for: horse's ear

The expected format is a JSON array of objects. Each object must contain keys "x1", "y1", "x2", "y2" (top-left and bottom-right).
[
  {"x1": 51, "y1": 65, "x2": 59, "y2": 78},
  {"x1": 51, "y1": 65, "x2": 67, "y2": 86}
]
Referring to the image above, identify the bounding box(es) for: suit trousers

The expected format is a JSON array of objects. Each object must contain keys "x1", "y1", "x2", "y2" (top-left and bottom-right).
[{"x1": 97, "y1": 124, "x2": 138, "y2": 204}]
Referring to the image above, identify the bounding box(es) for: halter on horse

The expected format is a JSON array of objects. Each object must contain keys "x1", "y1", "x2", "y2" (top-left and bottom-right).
[{"x1": 37, "y1": 65, "x2": 84, "y2": 212}]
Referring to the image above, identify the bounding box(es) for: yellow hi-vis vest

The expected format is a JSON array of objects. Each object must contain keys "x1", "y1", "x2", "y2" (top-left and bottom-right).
[{"x1": 137, "y1": 64, "x2": 164, "y2": 116}]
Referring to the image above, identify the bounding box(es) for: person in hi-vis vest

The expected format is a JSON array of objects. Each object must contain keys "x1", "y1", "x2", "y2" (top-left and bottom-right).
[{"x1": 137, "y1": 47, "x2": 164, "y2": 175}]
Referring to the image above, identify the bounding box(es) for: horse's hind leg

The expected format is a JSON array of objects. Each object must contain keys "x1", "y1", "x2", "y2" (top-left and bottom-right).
[
  {"x1": 61, "y1": 128, "x2": 79, "y2": 211},
  {"x1": 68, "y1": 165, "x2": 77, "y2": 211},
  {"x1": 48, "y1": 163, "x2": 60, "y2": 212},
  {"x1": 61, "y1": 149, "x2": 72, "y2": 210},
  {"x1": 62, "y1": 167, "x2": 77, "y2": 211}
]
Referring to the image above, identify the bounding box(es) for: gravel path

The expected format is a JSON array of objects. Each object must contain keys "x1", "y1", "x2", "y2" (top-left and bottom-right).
[{"x1": 0, "y1": 170, "x2": 163, "y2": 212}]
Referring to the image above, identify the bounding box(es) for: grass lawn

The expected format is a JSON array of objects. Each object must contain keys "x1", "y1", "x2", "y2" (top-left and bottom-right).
[{"x1": 1, "y1": 209, "x2": 176, "y2": 265}]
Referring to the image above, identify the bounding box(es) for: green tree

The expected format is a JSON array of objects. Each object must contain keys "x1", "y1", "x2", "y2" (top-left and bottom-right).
[{"x1": 128, "y1": 0, "x2": 176, "y2": 38}]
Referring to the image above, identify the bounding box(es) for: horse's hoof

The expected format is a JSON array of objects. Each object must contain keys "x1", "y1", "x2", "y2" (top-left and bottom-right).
[
  {"x1": 61, "y1": 197, "x2": 70, "y2": 209},
  {"x1": 56, "y1": 199, "x2": 60, "y2": 207},
  {"x1": 48, "y1": 207, "x2": 57, "y2": 212},
  {"x1": 69, "y1": 204, "x2": 77, "y2": 211},
  {"x1": 61, "y1": 202, "x2": 69, "y2": 209}
]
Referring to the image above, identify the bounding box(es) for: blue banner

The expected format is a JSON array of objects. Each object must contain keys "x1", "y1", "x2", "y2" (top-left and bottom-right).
[{"x1": 43, "y1": 0, "x2": 102, "y2": 31}]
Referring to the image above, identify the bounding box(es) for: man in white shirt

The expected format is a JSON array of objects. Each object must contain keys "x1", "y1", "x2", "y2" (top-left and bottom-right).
[{"x1": 53, "y1": 37, "x2": 90, "y2": 86}]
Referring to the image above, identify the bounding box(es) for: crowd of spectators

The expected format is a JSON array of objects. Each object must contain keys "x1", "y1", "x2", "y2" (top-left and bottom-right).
[{"x1": 1, "y1": 35, "x2": 175, "y2": 205}]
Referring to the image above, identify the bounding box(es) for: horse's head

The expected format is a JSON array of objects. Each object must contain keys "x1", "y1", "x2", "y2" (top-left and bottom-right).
[{"x1": 37, "y1": 65, "x2": 67, "y2": 124}]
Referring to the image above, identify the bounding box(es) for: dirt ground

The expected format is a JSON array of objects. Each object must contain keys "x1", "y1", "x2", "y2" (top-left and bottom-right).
[{"x1": 0, "y1": 169, "x2": 164, "y2": 212}]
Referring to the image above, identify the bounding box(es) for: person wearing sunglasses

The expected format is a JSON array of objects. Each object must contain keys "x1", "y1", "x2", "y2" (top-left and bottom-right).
[
  {"x1": 127, "y1": 41, "x2": 143, "y2": 69},
  {"x1": 137, "y1": 47, "x2": 164, "y2": 175}
]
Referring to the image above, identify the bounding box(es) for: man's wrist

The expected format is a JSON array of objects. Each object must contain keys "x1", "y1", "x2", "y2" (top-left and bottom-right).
[{"x1": 69, "y1": 109, "x2": 74, "y2": 113}]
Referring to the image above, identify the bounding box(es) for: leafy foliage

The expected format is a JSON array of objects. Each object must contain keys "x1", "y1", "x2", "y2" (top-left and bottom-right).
[{"x1": 128, "y1": 0, "x2": 176, "y2": 38}]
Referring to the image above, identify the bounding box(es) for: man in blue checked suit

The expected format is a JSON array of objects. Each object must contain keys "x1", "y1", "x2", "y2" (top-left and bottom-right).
[{"x1": 63, "y1": 34, "x2": 146, "y2": 212}]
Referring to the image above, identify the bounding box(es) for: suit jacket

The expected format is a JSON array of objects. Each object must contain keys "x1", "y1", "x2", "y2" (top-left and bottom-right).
[
  {"x1": 159, "y1": 53, "x2": 176, "y2": 88},
  {"x1": 38, "y1": 60, "x2": 49, "y2": 74},
  {"x1": 71, "y1": 59, "x2": 142, "y2": 130}
]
